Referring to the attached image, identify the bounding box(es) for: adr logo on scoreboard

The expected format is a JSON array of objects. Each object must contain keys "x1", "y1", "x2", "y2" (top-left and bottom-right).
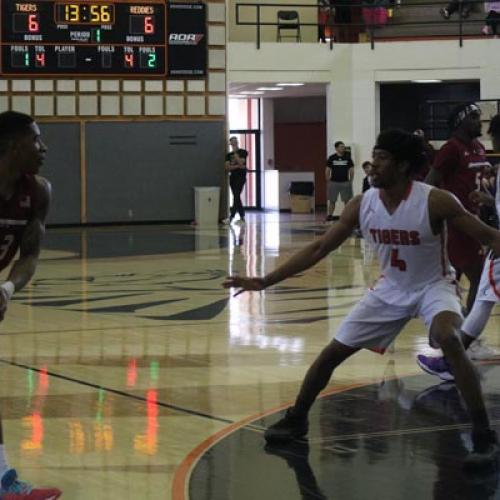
[{"x1": 168, "y1": 33, "x2": 204, "y2": 45}]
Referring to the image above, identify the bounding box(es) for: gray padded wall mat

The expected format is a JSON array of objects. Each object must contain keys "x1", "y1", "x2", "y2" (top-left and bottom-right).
[
  {"x1": 39, "y1": 122, "x2": 81, "y2": 225},
  {"x1": 85, "y1": 120, "x2": 224, "y2": 223}
]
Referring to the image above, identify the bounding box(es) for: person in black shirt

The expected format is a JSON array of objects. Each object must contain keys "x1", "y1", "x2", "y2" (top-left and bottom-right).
[
  {"x1": 223, "y1": 136, "x2": 248, "y2": 225},
  {"x1": 325, "y1": 141, "x2": 354, "y2": 222}
]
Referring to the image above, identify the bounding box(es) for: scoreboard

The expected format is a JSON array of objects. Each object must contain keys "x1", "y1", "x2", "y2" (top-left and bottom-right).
[{"x1": 0, "y1": 1, "x2": 207, "y2": 76}]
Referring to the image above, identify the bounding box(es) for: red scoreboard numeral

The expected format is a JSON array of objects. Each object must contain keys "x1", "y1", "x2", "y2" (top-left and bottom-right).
[
  {"x1": 124, "y1": 53, "x2": 134, "y2": 68},
  {"x1": 144, "y1": 16, "x2": 154, "y2": 34},
  {"x1": 28, "y1": 14, "x2": 39, "y2": 33},
  {"x1": 35, "y1": 53, "x2": 45, "y2": 67}
]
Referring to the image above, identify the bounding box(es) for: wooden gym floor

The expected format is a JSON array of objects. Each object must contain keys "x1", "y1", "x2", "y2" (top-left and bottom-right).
[{"x1": 0, "y1": 212, "x2": 499, "y2": 499}]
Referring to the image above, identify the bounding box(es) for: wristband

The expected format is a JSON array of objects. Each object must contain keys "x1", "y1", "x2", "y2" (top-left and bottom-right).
[{"x1": 0, "y1": 281, "x2": 15, "y2": 300}]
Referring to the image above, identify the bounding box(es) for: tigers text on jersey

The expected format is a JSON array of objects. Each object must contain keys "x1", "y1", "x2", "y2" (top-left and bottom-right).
[
  {"x1": 0, "y1": 174, "x2": 37, "y2": 272},
  {"x1": 360, "y1": 181, "x2": 454, "y2": 296}
]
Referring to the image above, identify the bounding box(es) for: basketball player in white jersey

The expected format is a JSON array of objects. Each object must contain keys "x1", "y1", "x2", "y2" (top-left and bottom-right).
[
  {"x1": 223, "y1": 129, "x2": 500, "y2": 468},
  {"x1": 418, "y1": 114, "x2": 500, "y2": 381}
]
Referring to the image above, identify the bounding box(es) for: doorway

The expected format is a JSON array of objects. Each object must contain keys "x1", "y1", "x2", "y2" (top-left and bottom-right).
[{"x1": 229, "y1": 130, "x2": 262, "y2": 210}]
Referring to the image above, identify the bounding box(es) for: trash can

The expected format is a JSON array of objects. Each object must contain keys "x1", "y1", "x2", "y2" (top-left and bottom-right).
[
  {"x1": 289, "y1": 181, "x2": 314, "y2": 213},
  {"x1": 194, "y1": 187, "x2": 220, "y2": 226}
]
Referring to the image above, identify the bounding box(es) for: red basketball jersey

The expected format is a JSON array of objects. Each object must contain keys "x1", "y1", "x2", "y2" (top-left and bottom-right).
[
  {"x1": 0, "y1": 174, "x2": 37, "y2": 272},
  {"x1": 433, "y1": 137, "x2": 490, "y2": 214}
]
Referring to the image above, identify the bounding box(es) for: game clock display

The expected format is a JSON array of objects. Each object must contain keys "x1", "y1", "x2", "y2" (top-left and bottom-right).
[
  {"x1": 55, "y1": 4, "x2": 115, "y2": 24},
  {"x1": 1, "y1": 0, "x2": 167, "y2": 75}
]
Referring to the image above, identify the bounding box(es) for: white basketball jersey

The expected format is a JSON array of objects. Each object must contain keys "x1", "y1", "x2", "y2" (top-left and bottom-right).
[{"x1": 360, "y1": 181, "x2": 454, "y2": 292}]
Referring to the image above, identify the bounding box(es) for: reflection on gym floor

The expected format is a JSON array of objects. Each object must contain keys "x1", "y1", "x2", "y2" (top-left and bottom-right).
[{"x1": 0, "y1": 212, "x2": 497, "y2": 499}]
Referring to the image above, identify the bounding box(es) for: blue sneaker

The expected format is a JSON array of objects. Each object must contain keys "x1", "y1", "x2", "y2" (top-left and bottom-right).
[
  {"x1": 0, "y1": 469, "x2": 61, "y2": 499},
  {"x1": 1, "y1": 469, "x2": 31, "y2": 495},
  {"x1": 416, "y1": 354, "x2": 454, "y2": 381}
]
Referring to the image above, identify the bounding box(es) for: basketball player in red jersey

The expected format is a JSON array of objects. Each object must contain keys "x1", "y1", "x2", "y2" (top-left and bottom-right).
[
  {"x1": 0, "y1": 112, "x2": 61, "y2": 500},
  {"x1": 418, "y1": 114, "x2": 500, "y2": 379},
  {"x1": 224, "y1": 129, "x2": 500, "y2": 468},
  {"x1": 426, "y1": 103, "x2": 490, "y2": 314}
]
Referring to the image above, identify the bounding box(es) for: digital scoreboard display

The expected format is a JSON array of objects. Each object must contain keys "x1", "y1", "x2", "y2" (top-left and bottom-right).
[{"x1": 0, "y1": 1, "x2": 180, "y2": 76}]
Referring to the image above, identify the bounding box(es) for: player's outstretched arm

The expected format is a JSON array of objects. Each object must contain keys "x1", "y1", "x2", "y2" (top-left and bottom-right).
[
  {"x1": 222, "y1": 195, "x2": 362, "y2": 295},
  {"x1": 430, "y1": 188, "x2": 500, "y2": 254},
  {"x1": 6, "y1": 177, "x2": 51, "y2": 293}
]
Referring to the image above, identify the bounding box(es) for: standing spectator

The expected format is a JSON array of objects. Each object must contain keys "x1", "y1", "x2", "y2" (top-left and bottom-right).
[
  {"x1": 222, "y1": 136, "x2": 248, "y2": 225},
  {"x1": 326, "y1": 141, "x2": 354, "y2": 222},
  {"x1": 413, "y1": 128, "x2": 435, "y2": 180},
  {"x1": 482, "y1": 1, "x2": 500, "y2": 35},
  {"x1": 361, "y1": 161, "x2": 373, "y2": 192},
  {"x1": 440, "y1": 0, "x2": 473, "y2": 19},
  {"x1": 425, "y1": 103, "x2": 490, "y2": 316}
]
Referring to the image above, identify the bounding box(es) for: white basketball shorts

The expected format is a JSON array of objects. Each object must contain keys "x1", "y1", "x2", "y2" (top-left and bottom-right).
[
  {"x1": 476, "y1": 251, "x2": 500, "y2": 303},
  {"x1": 334, "y1": 278, "x2": 462, "y2": 353}
]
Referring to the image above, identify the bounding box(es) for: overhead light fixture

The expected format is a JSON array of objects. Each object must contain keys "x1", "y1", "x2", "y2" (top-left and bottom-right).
[
  {"x1": 229, "y1": 95, "x2": 244, "y2": 98},
  {"x1": 277, "y1": 83, "x2": 304, "y2": 86},
  {"x1": 256, "y1": 87, "x2": 283, "y2": 91},
  {"x1": 411, "y1": 79, "x2": 442, "y2": 83},
  {"x1": 240, "y1": 91, "x2": 264, "y2": 95}
]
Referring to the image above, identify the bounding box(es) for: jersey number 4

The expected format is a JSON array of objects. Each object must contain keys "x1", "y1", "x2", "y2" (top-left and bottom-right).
[{"x1": 390, "y1": 249, "x2": 407, "y2": 271}]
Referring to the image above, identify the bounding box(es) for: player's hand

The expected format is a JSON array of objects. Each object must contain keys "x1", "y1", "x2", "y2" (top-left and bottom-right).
[
  {"x1": 0, "y1": 288, "x2": 9, "y2": 322},
  {"x1": 222, "y1": 276, "x2": 266, "y2": 296},
  {"x1": 469, "y1": 190, "x2": 493, "y2": 206}
]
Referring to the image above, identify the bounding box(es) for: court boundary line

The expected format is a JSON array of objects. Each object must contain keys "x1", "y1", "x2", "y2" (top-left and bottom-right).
[
  {"x1": 0, "y1": 358, "x2": 235, "y2": 425},
  {"x1": 170, "y1": 381, "x2": 374, "y2": 500}
]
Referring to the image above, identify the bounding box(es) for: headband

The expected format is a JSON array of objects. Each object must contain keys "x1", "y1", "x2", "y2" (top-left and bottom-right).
[{"x1": 453, "y1": 104, "x2": 481, "y2": 129}]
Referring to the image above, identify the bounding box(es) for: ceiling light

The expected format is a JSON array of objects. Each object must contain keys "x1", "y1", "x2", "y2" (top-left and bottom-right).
[
  {"x1": 277, "y1": 83, "x2": 304, "y2": 86},
  {"x1": 411, "y1": 79, "x2": 442, "y2": 83},
  {"x1": 256, "y1": 87, "x2": 283, "y2": 91},
  {"x1": 240, "y1": 91, "x2": 264, "y2": 95}
]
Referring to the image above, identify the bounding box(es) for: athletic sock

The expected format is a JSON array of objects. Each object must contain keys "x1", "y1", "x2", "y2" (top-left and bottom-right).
[{"x1": 462, "y1": 301, "x2": 495, "y2": 341}]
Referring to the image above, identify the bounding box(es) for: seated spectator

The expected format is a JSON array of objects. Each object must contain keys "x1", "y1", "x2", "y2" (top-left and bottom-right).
[
  {"x1": 361, "y1": 161, "x2": 373, "y2": 192},
  {"x1": 440, "y1": 0, "x2": 473, "y2": 19},
  {"x1": 362, "y1": 0, "x2": 389, "y2": 29},
  {"x1": 482, "y1": 1, "x2": 500, "y2": 35}
]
